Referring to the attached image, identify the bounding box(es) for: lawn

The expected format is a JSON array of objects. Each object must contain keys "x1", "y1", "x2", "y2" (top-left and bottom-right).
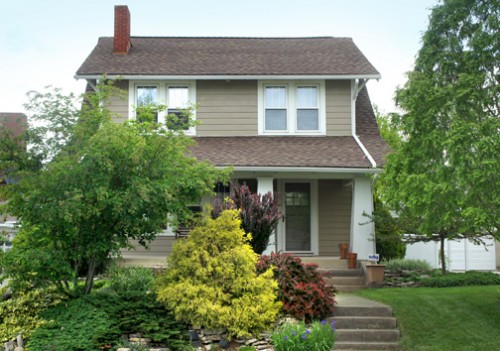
[{"x1": 357, "y1": 285, "x2": 500, "y2": 351}]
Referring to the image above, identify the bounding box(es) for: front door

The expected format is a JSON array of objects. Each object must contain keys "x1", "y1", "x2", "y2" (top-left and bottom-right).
[{"x1": 283, "y1": 182, "x2": 312, "y2": 253}]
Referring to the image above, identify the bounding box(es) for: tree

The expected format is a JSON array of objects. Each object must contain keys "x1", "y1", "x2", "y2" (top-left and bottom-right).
[
  {"x1": 212, "y1": 182, "x2": 282, "y2": 254},
  {"x1": 0, "y1": 82, "x2": 226, "y2": 295},
  {"x1": 380, "y1": 0, "x2": 499, "y2": 273}
]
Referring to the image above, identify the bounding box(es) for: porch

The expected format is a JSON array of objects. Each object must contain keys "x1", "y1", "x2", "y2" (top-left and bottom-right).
[{"x1": 120, "y1": 172, "x2": 376, "y2": 267}]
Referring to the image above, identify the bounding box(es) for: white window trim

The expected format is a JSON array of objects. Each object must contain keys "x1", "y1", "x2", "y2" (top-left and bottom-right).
[
  {"x1": 258, "y1": 80, "x2": 326, "y2": 135},
  {"x1": 129, "y1": 80, "x2": 197, "y2": 135}
]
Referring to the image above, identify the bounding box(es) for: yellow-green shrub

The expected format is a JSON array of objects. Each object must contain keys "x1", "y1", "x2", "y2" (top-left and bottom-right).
[
  {"x1": 0, "y1": 289, "x2": 63, "y2": 343},
  {"x1": 157, "y1": 210, "x2": 281, "y2": 338}
]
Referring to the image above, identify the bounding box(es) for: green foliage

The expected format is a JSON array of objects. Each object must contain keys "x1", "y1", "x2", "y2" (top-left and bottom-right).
[
  {"x1": 106, "y1": 265, "x2": 155, "y2": 294},
  {"x1": 212, "y1": 181, "x2": 282, "y2": 254},
  {"x1": 0, "y1": 289, "x2": 63, "y2": 343},
  {"x1": 157, "y1": 210, "x2": 281, "y2": 338},
  {"x1": 420, "y1": 271, "x2": 500, "y2": 288},
  {"x1": 27, "y1": 297, "x2": 119, "y2": 351},
  {"x1": 271, "y1": 320, "x2": 336, "y2": 351},
  {"x1": 380, "y1": 0, "x2": 500, "y2": 274},
  {"x1": 27, "y1": 265, "x2": 192, "y2": 351},
  {"x1": 256, "y1": 253, "x2": 335, "y2": 323},
  {"x1": 369, "y1": 196, "x2": 406, "y2": 261},
  {"x1": 239, "y1": 346, "x2": 257, "y2": 351},
  {"x1": 384, "y1": 259, "x2": 433, "y2": 273},
  {"x1": 0, "y1": 80, "x2": 225, "y2": 297}
]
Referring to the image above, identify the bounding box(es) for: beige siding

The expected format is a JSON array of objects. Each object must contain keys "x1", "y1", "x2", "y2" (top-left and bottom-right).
[
  {"x1": 106, "y1": 80, "x2": 129, "y2": 123},
  {"x1": 318, "y1": 179, "x2": 352, "y2": 256},
  {"x1": 196, "y1": 80, "x2": 258, "y2": 136},
  {"x1": 121, "y1": 236, "x2": 175, "y2": 258},
  {"x1": 325, "y1": 80, "x2": 351, "y2": 136}
]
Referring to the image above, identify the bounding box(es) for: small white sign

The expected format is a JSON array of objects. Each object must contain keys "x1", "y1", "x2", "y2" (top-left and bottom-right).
[{"x1": 368, "y1": 254, "x2": 380, "y2": 262}]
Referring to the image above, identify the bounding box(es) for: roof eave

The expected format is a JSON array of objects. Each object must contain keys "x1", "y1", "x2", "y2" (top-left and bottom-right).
[{"x1": 74, "y1": 74, "x2": 381, "y2": 81}]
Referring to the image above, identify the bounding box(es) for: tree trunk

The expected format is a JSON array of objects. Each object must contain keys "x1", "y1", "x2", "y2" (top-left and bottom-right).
[
  {"x1": 84, "y1": 257, "x2": 96, "y2": 295},
  {"x1": 439, "y1": 234, "x2": 447, "y2": 274}
]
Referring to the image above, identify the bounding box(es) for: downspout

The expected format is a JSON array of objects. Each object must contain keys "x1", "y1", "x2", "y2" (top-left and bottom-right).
[{"x1": 351, "y1": 79, "x2": 377, "y2": 168}]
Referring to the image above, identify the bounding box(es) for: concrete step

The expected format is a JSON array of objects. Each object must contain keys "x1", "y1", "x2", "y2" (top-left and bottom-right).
[
  {"x1": 299, "y1": 257, "x2": 349, "y2": 269},
  {"x1": 320, "y1": 268, "x2": 365, "y2": 277},
  {"x1": 334, "y1": 341, "x2": 401, "y2": 350},
  {"x1": 336, "y1": 329, "x2": 400, "y2": 343},
  {"x1": 326, "y1": 276, "x2": 366, "y2": 286},
  {"x1": 332, "y1": 316, "x2": 397, "y2": 329},
  {"x1": 333, "y1": 285, "x2": 368, "y2": 293},
  {"x1": 334, "y1": 306, "x2": 393, "y2": 318}
]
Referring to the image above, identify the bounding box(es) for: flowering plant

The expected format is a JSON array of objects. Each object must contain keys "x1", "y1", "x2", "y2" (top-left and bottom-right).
[{"x1": 271, "y1": 320, "x2": 336, "y2": 351}]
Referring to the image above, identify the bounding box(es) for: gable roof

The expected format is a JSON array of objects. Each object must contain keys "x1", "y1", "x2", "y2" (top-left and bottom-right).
[
  {"x1": 76, "y1": 37, "x2": 380, "y2": 78},
  {"x1": 191, "y1": 87, "x2": 386, "y2": 170}
]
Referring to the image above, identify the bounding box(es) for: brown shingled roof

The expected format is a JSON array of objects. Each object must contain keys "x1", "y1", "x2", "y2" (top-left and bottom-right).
[
  {"x1": 191, "y1": 136, "x2": 372, "y2": 168},
  {"x1": 355, "y1": 87, "x2": 389, "y2": 166},
  {"x1": 76, "y1": 37, "x2": 380, "y2": 77},
  {"x1": 0, "y1": 113, "x2": 27, "y2": 138}
]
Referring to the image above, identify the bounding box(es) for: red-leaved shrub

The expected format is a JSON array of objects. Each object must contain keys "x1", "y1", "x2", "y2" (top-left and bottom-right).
[{"x1": 256, "y1": 252, "x2": 335, "y2": 322}]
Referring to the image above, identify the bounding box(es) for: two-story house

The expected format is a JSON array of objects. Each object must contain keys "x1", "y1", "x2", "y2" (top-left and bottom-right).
[{"x1": 75, "y1": 6, "x2": 387, "y2": 266}]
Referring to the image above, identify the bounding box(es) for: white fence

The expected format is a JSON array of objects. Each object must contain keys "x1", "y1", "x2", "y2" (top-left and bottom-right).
[{"x1": 404, "y1": 236, "x2": 496, "y2": 271}]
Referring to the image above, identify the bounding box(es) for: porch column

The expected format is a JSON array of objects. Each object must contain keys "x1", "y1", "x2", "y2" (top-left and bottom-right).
[
  {"x1": 257, "y1": 177, "x2": 275, "y2": 255},
  {"x1": 350, "y1": 177, "x2": 375, "y2": 260}
]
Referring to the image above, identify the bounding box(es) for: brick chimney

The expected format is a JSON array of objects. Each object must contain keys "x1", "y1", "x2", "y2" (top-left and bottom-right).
[{"x1": 113, "y1": 5, "x2": 131, "y2": 54}]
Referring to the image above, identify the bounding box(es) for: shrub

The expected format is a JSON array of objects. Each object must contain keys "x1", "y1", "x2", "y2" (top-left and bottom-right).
[
  {"x1": 212, "y1": 181, "x2": 282, "y2": 254},
  {"x1": 106, "y1": 265, "x2": 155, "y2": 294},
  {"x1": 256, "y1": 253, "x2": 335, "y2": 322},
  {"x1": 271, "y1": 320, "x2": 336, "y2": 351},
  {"x1": 157, "y1": 210, "x2": 281, "y2": 338},
  {"x1": 27, "y1": 289, "x2": 192, "y2": 350},
  {"x1": 384, "y1": 258, "x2": 433, "y2": 273},
  {"x1": 420, "y1": 271, "x2": 500, "y2": 288},
  {"x1": 0, "y1": 288, "x2": 63, "y2": 343},
  {"x1": 27, "y1": 297, "x2": 119, "y2": 351},
  {"x1": 371, "y1": 197, "x2": 406, "y2": 261}
]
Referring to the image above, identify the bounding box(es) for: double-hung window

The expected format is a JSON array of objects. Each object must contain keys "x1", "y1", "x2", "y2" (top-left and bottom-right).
[
  {"x1": 167, "y1": 86, "x2": 190, "y2": 131},
  {"x1": 136, "y1": 85, "x2": 158, "y2": 122},
  {"x1": 265, "y1": 86, "x2": 288, "y2": 131},
  {"x1": 259, "y1": 81, "x2": 325, "y2": 135},
  {"x1": 131, "y1": 81, "x2": 196, "y2": 135},
  {"x1": 296, "y1": 86, "x2": 319, "y2": 131}
]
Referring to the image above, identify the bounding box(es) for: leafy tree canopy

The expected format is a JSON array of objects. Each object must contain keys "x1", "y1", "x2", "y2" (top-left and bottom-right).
[
  {"x1": 0, "y1": 81, "x2": 227, "y2": 295},
  {"x1": 380, "y1": 0, "x2": 499, "y2": 272}
]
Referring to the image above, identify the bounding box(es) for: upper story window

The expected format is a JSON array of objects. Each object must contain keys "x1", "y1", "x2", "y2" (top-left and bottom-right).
[
  {"x1": 259, "y1": 81, "x2": 325, "y2": 135},
  {"x1": 130, "y1": 81, "x2": 196, "y2": 135},
  {"x1": 167, "y1": 86, "x2": 190, "y2": 130},
  {"x1": 136, "y1": 85, "x2": 159, "y2": 122}
]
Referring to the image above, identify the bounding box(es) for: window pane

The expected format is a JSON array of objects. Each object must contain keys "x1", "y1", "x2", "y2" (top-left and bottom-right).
[
  {"x1": 265, "y1": 86, "x2": 286, "y2": 108},
  {"x1": 297, "y1": 86, "x2": 317, "y2": 108},
  {"x1": 168, "y1": 86, "x2": 189, "y2": 108},
  {"x1": 265, "y1": 109, "x2": 287, "y2": 130},
  {"x1": 297, "y1": 109, "x2": 319, "y2": 130},
  {"x1": 137, "y1": 86, "x2": 157, "y2": 106}
]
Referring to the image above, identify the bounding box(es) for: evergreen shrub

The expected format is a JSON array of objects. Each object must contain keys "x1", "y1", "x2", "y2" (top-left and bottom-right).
[{"x1": 157, "y1": 210, "x2": 281, "y2": 338}]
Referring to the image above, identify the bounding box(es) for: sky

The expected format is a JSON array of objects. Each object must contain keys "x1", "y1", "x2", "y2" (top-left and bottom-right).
[{"x1": 0, "y1": 0, "x2": 439, "y2": 116}]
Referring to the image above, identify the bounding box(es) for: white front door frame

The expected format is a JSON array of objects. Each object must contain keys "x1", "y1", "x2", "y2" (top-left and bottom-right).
[{"x1": 277, "y1": 179, "x2": 319, "y2": 256}]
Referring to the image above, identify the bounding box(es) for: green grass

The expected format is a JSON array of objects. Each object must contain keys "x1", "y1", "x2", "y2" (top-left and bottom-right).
[{"x1": 357, "y1": 286, "x2": 500, "y2": 351}]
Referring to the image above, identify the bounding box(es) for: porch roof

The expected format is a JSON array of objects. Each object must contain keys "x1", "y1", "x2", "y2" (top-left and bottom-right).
[{"x1": 191, "y1": 136, "x2": 373, "y2": 168}]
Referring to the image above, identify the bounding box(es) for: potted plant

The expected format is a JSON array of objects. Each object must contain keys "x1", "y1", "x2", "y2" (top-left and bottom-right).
[{"x1": 347, "y1": 252, "x2": 358, "y2": 269}]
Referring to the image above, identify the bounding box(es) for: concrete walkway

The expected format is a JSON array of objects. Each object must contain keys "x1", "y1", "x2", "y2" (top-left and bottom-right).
[{"x1": 335, "y1": 293, "x2": 390, "y2": 308}]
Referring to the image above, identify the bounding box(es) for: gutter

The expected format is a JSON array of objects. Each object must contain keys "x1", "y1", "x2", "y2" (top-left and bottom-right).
[
  {"x1": 75, "y1": 74, "x2": 382, "y2": 81},
  {"x1": 351, "y1": 79, "x2": 377, "y2": 168},
  {"x1": 220, "y1": 166, "x2": 382, "y2": 174}
]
